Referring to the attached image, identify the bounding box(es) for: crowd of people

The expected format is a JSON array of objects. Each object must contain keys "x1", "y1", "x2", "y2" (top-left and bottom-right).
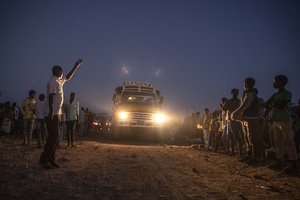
[
  {"x1": 1, "y1": 66, "x2": 299, "y2": 173},
  {"x1": 0, "y1": 58, "x2": 111, "y2": 169},
  {"x1": 0, "y1": 95, "x2": 94, "y2": 147},
  {"x1": 0, "y1": 59, "x2": 91, "y2": 169},
  {"x1": 182, "y1": 75, "x2": 300, "y2": 173}
]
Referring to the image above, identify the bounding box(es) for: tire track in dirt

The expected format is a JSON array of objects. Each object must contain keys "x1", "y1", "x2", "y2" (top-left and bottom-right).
[
  {"x1": 150, "y1": 147, "x2": 230, "y2": 198},
  {"x1": 137, "y1": 147, "x2": 187, "y2": 199},
  {"x1": 99, "y1": 144, "x2": 158, "y2": 199},
  {"x1": 154, "y1": 147, "x2": 300, "y2": 200},
  {"x1": 142, "y1": 146, "x2": 274, "y2": 199},
  {"x1": 155, "y1": 147, "x2": 267, "y2": 199},
  {"x1": 140, "y1": 147, "x2": 210, "y2": 200}
]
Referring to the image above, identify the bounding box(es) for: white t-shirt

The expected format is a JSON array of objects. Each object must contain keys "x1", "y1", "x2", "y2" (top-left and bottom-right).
[
  {"x1": 66, "y1": 101, "x2": 80, "y2": 121},
  {"x1": 44, "y1": 76, "x2": 68, "y2": 116}
]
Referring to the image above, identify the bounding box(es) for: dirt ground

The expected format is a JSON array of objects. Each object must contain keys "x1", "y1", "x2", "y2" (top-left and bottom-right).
[{"x1": 0, "y1": 131, "x2": 300, "y2": 200}]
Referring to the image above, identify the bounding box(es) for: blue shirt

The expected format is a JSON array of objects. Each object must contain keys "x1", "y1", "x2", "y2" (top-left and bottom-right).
[{"x1": 66, "y1": 101, "x2": 79, "y2": 121}]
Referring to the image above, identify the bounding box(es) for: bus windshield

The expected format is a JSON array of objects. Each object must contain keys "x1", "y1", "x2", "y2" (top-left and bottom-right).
[{"x1": 121, "y1": 92, "x2": 158, "y2": 106}]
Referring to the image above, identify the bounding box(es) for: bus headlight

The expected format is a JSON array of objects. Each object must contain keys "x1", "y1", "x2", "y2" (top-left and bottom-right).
[
  {"x1": 118, "y1": 112, "x2": 130, "y2": 120},
  {"x1": 154, "y1": 113, "x2": 166, "y2": 124}
]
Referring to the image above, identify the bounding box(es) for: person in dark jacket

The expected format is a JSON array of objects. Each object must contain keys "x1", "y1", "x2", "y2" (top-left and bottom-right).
[{"x1": 232, "y1": 77, "x2": 265, "y2": 163}]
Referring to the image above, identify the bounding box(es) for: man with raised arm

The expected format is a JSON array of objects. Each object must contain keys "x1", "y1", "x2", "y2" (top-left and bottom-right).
[{"x1": 39, "y1": 58, "x2": 83, "y2": 169}]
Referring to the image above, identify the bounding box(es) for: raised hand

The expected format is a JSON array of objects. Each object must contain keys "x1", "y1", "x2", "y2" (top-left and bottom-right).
[{"x1": 75, "y1": 58, "x2": 83, "y2": 67}]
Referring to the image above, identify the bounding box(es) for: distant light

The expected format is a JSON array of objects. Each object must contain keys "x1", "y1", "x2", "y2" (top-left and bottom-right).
[
  {"x1": 121, "y1": 66, "x2": 130, "y2": 75},
  {"x1": 154, "y1": 69, "x2": 162, "y2": 77}
]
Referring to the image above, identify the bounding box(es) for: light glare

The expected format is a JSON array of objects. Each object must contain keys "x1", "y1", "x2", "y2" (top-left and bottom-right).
[
  {"x1": 119, "y1": 112, "x2": 129, "y2": 120},
  {"x1": 154, "y1": 113, "x2": 166, "y2": 124}
]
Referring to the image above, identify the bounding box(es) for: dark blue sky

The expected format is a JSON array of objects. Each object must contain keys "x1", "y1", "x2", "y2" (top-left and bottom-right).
[{"x1": 1, "y1": 0, "x2": 300, "y2": 118}]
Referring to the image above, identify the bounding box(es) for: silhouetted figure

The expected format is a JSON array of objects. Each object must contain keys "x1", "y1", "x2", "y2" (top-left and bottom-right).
[
  {"x1": 194, "y1": 111, "x2": 202, "y2": 137},
  {"x1": 20, "y1": 90, "x2": 36, "y2": 145},
  {"x1": 1, "y1": 101, "x2": 13, "y2": 135},
  {"x1": 220, "y1": 97, "x2": 229, "y2": 153},
  {"x1": 209, "y1": 110, "x2": 220, "y2": 151},
  {"x1": 223, "y1": 88, "x2": 244, "y2": 156},
  {"x1": 265, "y1": 75, "x2": 297, "y2": 172},
  {"x1": 191, "y1": 112, "x2": 198, "y2": 138},
  {"x1": 39, "y1": 58, "x2": 83, "y2": 169},
  {"x1": 11, "y1": 102, "x2": 20, "y2": 135},
  {"x1": 66, "y1": 92, "x2": 79, "y2": 147},
  {"x1": 232, "y1": 78, "x2": 265, "y2": 163},
  {"x1": 35, "y1": 94, "x2": 47, "y2": 148},
  {"x1": 202, "y1": 108, "x2": 211, "y2": 149},
  {"x1": 253, "y1": 88, "x2": 270, "y2": 150}
]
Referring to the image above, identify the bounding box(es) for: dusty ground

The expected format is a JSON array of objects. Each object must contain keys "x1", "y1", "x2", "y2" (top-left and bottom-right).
[{"x1": 0, "y1": 131, "x2": 300, "y2": 200}]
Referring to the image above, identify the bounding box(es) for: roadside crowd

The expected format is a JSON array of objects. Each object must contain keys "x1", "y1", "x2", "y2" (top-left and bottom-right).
[
  {"x1": 0, "y1": 94, "x2": 94, "y2": 148},
  {"x1": 0, "y1": 62, "x2": 299, "y2": 173},
  {"x1": 182, "y1": 75, "x2": 300, "y2": 173}
]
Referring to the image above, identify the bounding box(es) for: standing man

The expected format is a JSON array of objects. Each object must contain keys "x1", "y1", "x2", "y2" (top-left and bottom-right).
[
  {"x1": 39, "y1": 58, "x2": 83, "y2": 169},
  {"x1": 265, "y1": 75, "x2": 297, "y2": 172},
  {"x1": 232, "y1": 78, "x2": 265, "y2": 163},
  {"x1": 20, "y1": 90, "x2": 36, "y2": 146},
  {"x1": 220, "y1": 97, "x2": 229, "y2": 153},
  {"x1": 66, "y1": 92, "x2": 79, "y2": 147},
  {"x1": 223, "y1": 88, "x2": 244, "y2": 156},
  {"x1": 11, "y1": 102, "x2": 20, "y2": 135},
  {"x1": 202, "y1": 108, "x2": 211, "y2": 149},
  {"x1": 35, "y1": 94, "x2": 47, "y2": 148}
]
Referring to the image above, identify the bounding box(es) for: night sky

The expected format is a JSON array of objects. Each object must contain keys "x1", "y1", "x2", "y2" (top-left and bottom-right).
[{"x1": 1, "y1": 0, "x2": 299, "y2": 119}]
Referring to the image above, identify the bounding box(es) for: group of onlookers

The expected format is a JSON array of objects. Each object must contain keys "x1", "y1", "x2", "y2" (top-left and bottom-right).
[
  {"x1": 0, "y1": 94, "x2": 93, "y2": 148},
  {"x1": 1, "y1": 71, "x2": 299, "y2": 173},
  {"x1": 0, "y1": 101, "x2": 21, "y2": 136},
  {"x1": 183, "y1": 74, "x2": 299, "y2": 173}
]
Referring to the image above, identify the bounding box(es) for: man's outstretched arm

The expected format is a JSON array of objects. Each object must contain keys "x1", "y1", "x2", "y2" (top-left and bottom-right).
[{"x1": 66, "y1": 58, "x2": 83, "y2": 80}]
